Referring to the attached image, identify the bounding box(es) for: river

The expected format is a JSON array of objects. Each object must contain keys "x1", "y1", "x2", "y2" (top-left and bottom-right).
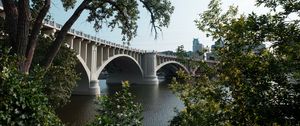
[{"x1": 57, "y1": 79, "x2": 184, "y2": 126}]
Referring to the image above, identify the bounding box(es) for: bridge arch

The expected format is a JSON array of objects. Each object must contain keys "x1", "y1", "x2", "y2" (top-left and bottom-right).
[
  {"x1": 72, "y1": 55, "x2": 91, "y2": 95},
  {"x1": 94, "y1": 54, "x2": 143, "y2": 84},
  {"x1": 156, "y1": 61, "x2": 189, "y2": 73},
  {"x1": 76, "y1": 55, "x2": 91, "y2": 81}
]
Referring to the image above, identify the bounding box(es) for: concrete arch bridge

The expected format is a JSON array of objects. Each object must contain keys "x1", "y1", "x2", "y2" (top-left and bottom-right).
[{"x1": 42, "y1": 20, "x2": 192, "y2": 95}]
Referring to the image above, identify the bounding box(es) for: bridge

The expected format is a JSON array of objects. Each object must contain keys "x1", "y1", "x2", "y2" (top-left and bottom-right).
[
  {"x1": 0, "y1": 7, "x2": 216, "y2": 95},
  {"x1": 41, "y1": 20, "x2": 193, "y2": 95}
]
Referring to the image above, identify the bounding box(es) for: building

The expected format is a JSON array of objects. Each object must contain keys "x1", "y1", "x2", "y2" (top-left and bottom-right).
[
  {"x1": 192, "y1": 38, "x2": 203, "y2": 53},
  {"x1": 192, "y1": 38, "x2": 199, "y2": 52},
  {"x1": 192, "y1": 38, "x2": 204, "y2": 60}
]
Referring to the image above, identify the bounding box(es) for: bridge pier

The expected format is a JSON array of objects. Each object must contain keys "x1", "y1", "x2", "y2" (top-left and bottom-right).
[
  {"x1": 72, "y1": 80, "x2": 100, "y2": 96},
  {"x1": 89, "y1": 80, "x2": 100, "y2": 95},
  {"x1": 142, "y1": 53, "x2": 159, "y2": 85}
]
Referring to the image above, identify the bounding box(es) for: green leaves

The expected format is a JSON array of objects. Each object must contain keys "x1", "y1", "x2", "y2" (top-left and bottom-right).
[
  {"x1": 86, "y1": 0, "x2": 174, "y2": 42},
  {"x1": 87, "y1": 0, "x2": 139, "y2": 41},
  {"x1": 170, "y1": 67, "x2": 224, "y2": 126},
  {"x1": 195, "y1": 0, "x2": 238, "y2": 40},
  {"x1": 0, "y1": 50, "x2": 62, "y2": 125},
  {"x1": 172, "y1": 0, "x2": 300, "y2": 125},
  {"x1": 61, "y1": 0, "x2": 77, "y2": 11},
  {"x1": 89, "y1": 81, "x2": 143, "y2": 126}
]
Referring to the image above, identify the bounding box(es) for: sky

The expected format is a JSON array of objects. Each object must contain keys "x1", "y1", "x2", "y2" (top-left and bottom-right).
[{"x1": 49, "y1": 0, "x2": 269, "y2": 52}]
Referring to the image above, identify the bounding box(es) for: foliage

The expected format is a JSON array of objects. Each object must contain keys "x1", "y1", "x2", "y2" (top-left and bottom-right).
[
  {"x1": 43, "y1": 47, "x2": 79, "y2": 109},
  {"x1": 171, "y1": 0, "x2": 300, "y2": 125},
  {"x1": 32, "y1": 35, "x2": 80, "y2": 109},
  {"x1": 175, "y1": 45, "x2": 188, "y2": 64},
  {"x1": 87, "y1": 0, "x2": 174, "y2": 41},
  {"x1": 175, "y1": 45, "x2": 202, "y2": 72},
  {"x1": 0, "y1": 49, "x2": 63, "y2": 125},
  {"x1": 89, "y1": 81, "x2": 143, "y2": 126},
  {"x1": 169, "y1": 67, "x2": 225, "y2": 126}
]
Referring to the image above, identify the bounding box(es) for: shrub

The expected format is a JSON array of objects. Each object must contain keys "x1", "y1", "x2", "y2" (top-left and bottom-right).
[
  {"x1": 89, "y1": 81, "x2": 143, "y2": 126},
  {"x1": 0, "y1": 49, "x2": 62, "y2": 125}
]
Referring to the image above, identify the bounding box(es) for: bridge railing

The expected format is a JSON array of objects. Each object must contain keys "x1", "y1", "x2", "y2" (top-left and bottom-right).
[
  {"x1": 42, "y1": 19, "x2": 149, "y2": 53},
  {"x1": 156, "y1": 52, "x2": 218, "y2": 64}
]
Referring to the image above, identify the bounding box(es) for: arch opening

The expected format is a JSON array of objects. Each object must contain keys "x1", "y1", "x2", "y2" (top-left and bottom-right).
[
  {"x1": 96, "y1": 55, "x2": 143, "y2": 84},
  {"x1": 156, "y1": 61, "x2": 189, "y2": 82}
]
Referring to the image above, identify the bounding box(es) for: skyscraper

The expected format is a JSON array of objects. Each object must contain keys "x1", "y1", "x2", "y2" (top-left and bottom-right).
[
  {"x1": 192, "y1": 38, "x2": 203, "y2": 52},
  {"x1": 192, "y1": 38, "x2": 204, "y2": 59},
  {"x1": 193, "y1": 38, "x2": 200, "y2": 52}
]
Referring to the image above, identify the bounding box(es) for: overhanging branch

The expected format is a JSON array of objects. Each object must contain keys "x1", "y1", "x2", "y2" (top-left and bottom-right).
[
  {"x1": 105, "y1": 0, "x2": 131, "y2": 32},
  {"x1": 42, "y1": 0, "x2": 90, "y2": 70},
  {"x1": 140, "y1": 0, "x2": 160, "y2": 39}
]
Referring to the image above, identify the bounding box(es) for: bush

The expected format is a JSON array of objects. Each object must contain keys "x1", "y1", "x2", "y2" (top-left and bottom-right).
[
  {"x1": 0, "y1": 49, "x2": 63, "y2": 125},
  {"x1": 89, "y1": 81, "x2": 143, "y2": 126},
  {"x1": 169, "y1": 68, "x2": 225, "y2": 126}
]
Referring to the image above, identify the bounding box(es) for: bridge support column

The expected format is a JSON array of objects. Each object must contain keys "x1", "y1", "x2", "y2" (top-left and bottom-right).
[
  {"x1": 90, "y1": 44, "x2": 100, "y2": 96},
  {"x1": 65, "y1": 35, "x2": 75, "y2": 49},
  {"x1": 73, "y1": 38, "x2": 82, "y2": 55},
  {"x1": 103, "y1": 46, "x2": 109, "y2": 61},
  {"x1": 110, "y1": 47, "x2": 115, "y2": 56},
  {"x1": 142, "y1": 53, "x2": 159, "y2": 85},
  {"x1": 81, "y1": 40, "x2": 88, "y2": 63},
  {"x1": 97, "y1": 46, "x2": 103, "y2": 67},
  {"x1": 73, "y1": 80, "x2": 100, "y2": 96},
  {"x1": 89, "y1": 80, "x2": 100, "y2": 96},
  {"x1": 135, "y1": 53, "x2": 139, "y2": 62},
  {"x1": 157, "y1": 57, "x2": 160, "y2": 66},
  {"x1": 139, "y1": 54, "x2": 142, "y2": 64}
]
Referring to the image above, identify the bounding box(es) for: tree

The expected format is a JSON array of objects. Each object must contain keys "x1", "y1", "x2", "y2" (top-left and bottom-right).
[
  {"x1": 170, "y1": 0, "x2": 300, "y2": 125},
  {"x1": 1, "y1": 0, "x2": 174, "y2": 73},
  {"x1": 175, "y1": 45, "x2": 188, "y2": 64}
]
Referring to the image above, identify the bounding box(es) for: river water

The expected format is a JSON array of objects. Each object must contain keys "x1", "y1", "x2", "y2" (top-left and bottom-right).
[{"x1": 57, "y1": 79, "x2": 184, "y2": 126}]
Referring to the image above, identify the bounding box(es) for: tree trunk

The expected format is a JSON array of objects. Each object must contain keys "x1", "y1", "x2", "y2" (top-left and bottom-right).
[
  {"x1": 2, "y1": 0, "x2": 18, "y2": 53},
  {"x1": 42, "y1": 0, "x2": 89, "y2": 70},
  {"x1": 17, "y1": 0, "x2": 30, "y2": 73},
  {"x1": 24, "y1": 0, "x2": 51, "y2": 73}
]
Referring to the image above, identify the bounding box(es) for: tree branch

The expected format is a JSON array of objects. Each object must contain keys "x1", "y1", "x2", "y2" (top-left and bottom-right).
[
  {"x1": 105, "y1": 0, "x2": 130, "y2": 30},
  {"x1": 139, "y1": 0, "x2": 159, "y2": 39},
  {"x1": 42, "y1": 0, "x2": 90, "y2": 70},
  {"x1": 24, "y1": 0, "x2": 51, "y2": 73}
]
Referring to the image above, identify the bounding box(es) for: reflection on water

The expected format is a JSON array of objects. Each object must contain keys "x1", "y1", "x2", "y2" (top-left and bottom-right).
[
  {"x1": 56, "y1": 96, "x2": 97, "y2": 125},
  {"x1": 57, "y1": 80, "x2": 184, "y2": 126}
]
